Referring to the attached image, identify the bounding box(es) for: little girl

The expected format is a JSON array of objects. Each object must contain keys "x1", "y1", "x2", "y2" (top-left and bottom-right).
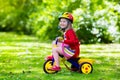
[{"x1": 51, "y1": 12, "x2": 80, "y2": 71}]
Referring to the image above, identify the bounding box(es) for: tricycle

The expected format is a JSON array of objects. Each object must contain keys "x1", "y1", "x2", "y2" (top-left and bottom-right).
[{"x1": 43, "y1": 37, "x2": 94, "y2": 74}]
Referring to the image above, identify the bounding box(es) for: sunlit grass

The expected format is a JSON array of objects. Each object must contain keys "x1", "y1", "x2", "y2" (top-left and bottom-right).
[{"x1": 0, "y1": 32, "x2": 120, "y2": 80}]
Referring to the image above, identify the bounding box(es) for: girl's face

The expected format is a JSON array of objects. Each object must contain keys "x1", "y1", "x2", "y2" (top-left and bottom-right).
[{"x1": 59, "y1": 18, "x2": 68, "y2": 29}]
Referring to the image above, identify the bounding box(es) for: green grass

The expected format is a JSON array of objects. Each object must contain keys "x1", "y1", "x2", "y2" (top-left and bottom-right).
[{"x1": 0, "y1": 32, "x2": 120, "y2": 80}]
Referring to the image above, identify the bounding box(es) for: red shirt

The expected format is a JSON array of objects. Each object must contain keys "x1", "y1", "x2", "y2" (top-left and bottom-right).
[{"x1": 63, "y1": 29, "x2": 80, "y2": 58}]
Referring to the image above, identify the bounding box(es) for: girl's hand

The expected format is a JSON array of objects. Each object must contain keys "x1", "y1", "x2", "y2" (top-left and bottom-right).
[
  {"x1": 57, "y1": 37, "x2": 63, "y2": 42},
  {"x1": 58, "y1": 39, "x2": 63, "y2": 43}
]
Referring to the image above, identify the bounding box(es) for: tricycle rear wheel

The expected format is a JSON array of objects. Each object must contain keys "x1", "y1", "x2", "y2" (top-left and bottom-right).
[{"x1": 79, "y1": 62, "x2": 93, "y2": 74}]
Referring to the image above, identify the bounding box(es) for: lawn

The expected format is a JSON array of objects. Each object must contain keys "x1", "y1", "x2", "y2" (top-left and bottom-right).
[{"x1": 0, "y1": 32, "x2": 120, "y2": 80}]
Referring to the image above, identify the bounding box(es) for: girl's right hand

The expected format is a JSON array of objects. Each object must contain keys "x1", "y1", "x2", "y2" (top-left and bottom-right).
[{"x1": 57, "y1": 37, "x2": 63, "y2": 42}]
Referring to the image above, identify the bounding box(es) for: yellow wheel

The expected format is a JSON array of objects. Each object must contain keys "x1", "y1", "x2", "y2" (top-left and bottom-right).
[
  {"x1": 80, "y1": 62, "x2": 93, "y2": 74},
  {"x1": 43, "y1": 60, "x2": 58, "y2": 74}
]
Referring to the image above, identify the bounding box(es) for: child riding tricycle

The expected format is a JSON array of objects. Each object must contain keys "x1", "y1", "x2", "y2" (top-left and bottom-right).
[
  {"x1": 43, "y1": 12, "x2": 94, "y2": 74},
  {"x1": 43, "y1": 37, "x2": 94, "y2": 74}
]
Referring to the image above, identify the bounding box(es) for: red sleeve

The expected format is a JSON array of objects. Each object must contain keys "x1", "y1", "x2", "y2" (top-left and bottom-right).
[{"x1": 63, "y1": 30, "x2": 76, "y2": 45}]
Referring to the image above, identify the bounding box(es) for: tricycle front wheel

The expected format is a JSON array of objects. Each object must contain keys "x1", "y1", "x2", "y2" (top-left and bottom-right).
[{"x1": 43, "y1": 60, "x2": 58, "y2": 74}]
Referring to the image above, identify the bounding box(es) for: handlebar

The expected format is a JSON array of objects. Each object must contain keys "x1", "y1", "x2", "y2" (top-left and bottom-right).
[{"x1": 55, "y1": 38, "x2": 58, "y2": 45}]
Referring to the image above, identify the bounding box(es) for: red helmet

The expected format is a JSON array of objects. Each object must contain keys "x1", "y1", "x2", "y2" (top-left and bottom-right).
[{"x1": 58, "y1": 12, "x2": 74, "y2": 23}]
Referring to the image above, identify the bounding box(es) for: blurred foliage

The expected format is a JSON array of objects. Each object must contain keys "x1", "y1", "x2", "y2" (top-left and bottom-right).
[{"x1": 0, "y1": 0, "x2": 120, "y2": 43}]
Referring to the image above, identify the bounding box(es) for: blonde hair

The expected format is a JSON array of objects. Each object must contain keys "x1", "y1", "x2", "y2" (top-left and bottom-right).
[{"x1": 65, "y1": 21, "x2": 73, "y2": 31}]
